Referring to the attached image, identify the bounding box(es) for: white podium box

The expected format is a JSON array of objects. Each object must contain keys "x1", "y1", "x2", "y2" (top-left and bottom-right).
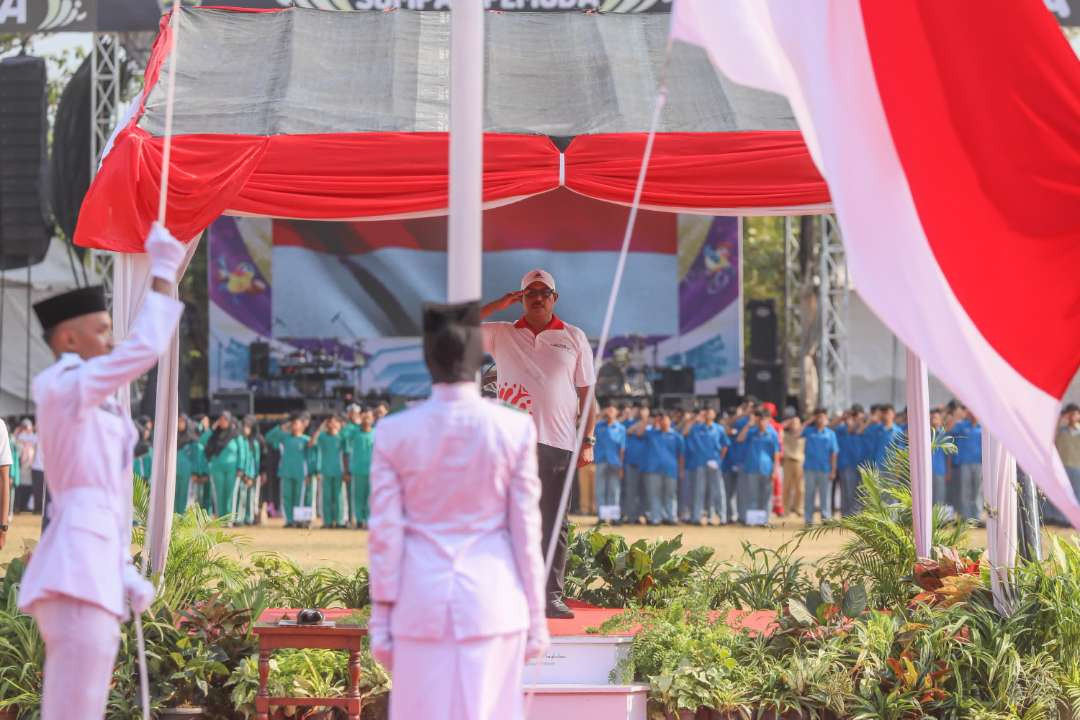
[
  {"x1": 524, "y1": 684, "x2": 649, "y2": 720},
  {"x1": 525, "y1": 635, "x2": 634, "y2": 685}
]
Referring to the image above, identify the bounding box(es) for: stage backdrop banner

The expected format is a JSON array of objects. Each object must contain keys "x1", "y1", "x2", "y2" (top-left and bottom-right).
[{"x1": 208, "y1": 195, "x2": 742, "y2": 396}]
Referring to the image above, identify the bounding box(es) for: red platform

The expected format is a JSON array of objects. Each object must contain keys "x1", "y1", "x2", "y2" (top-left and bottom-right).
[{"x1": 551, "y1": 600, "x2": 777, "y2": 638}]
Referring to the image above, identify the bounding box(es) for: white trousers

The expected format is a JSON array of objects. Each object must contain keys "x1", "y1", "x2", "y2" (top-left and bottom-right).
[
  {"x1": 31, "y1": 598, "x2": 121, "y2": 720},
  {"x1": 390, "y1": 631, "x2": 526, "y2": 720}
]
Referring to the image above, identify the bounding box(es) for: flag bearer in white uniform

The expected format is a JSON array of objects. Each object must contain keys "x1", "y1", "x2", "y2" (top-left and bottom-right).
[
  {"x1": 368, "y1": 301, "x2": 549, "y2": 720},
  {"x1": 18, "y1": 223, "x2": 187, "y2": 720}
]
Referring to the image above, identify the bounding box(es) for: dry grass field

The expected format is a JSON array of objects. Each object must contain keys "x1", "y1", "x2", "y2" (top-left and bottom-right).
[{"x1": 0, "y1": 511, "x2": 1003, "y2": 572}]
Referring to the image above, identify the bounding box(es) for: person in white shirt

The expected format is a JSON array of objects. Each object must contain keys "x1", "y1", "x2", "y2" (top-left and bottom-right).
[
  {"x1": 481, "y1": 269, "x2": 597, "y2": 619},
  {"x1": 368, "y1": 301, "x2": 548, "y2": 720},
  {"x1": 17, "y1": 223, "x2": 187, "y2": 720}
]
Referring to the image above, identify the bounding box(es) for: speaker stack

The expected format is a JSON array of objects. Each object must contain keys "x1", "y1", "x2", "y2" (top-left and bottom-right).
[
  {"x1": 0, "y1": 56, "x2": 51, "y2": 269},
  {"x1": 745, "y1": 299, "x2": 784, "y2": 407}
]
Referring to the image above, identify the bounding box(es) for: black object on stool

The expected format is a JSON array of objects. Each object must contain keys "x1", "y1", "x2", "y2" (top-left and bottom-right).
[{"x1": 297, "y1": 608, "x2": 325, "y2": 625}]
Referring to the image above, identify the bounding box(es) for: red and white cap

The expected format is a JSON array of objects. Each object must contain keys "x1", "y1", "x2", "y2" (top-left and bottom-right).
[{"x1": 520, "y1": 269, "x2": 556, "y2": 292}]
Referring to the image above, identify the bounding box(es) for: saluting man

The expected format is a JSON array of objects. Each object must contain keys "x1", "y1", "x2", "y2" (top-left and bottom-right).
[{"x1": 17, "y1": 223, "x2": 187, "y2": 720}]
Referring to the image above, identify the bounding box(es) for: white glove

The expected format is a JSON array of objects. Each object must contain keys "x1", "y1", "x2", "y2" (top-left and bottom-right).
[
  {"x1": 145, "y1": 221, "x2": 187, "y2": 283},
  {"x1": 525, "y1": 625, "x2": 550, "y2": 663},
  {"x1": 368, "y1": 602, "x2": 393, "y2": 669},
  {"x1": 123, "y1": 563, "x2": 155, "y2": 616}
]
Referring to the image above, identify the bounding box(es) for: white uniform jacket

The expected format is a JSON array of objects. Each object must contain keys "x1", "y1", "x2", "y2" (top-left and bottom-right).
[
  {"x1": 18, "y1": 292, "x2": 184, "y2": 619},
  {"x1": 368, "y1": 382, "x2": 546, "y2": 641}
]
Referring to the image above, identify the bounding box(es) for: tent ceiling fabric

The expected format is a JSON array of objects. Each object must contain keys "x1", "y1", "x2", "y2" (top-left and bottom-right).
[{"x1": 139, "y1": 7, "x2": 797, "y2": 137}]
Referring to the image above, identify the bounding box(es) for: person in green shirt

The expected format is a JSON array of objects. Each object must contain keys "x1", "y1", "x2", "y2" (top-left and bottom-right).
[
  {"x1": 133, "y1": 416, "x2": 153, "y2": 482},
  {"x1": 279, "y1": 413, "x2": 312, "y2": 528},
  {"x1": 204, "y1": 413, "x2": 247, "y2": 524},
  {"x1": 310, "y1": 415, "x2": 347, "y2": 529},
  {"x1": 345, "y1": 408, "x2": 376, "y2": 529},
  {"x1": 175, "y1": 414, "x2": 205, "y2": 514},
  {"x1": 235, "y1": 416, "x2": 263, "y2": 526},
  {"x1": 6, "y1": 417, "x2": 18, "y2": 526}
]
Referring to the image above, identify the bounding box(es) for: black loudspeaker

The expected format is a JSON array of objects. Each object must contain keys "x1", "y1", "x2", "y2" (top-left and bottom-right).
[
  {"x1": 747, "y1": 299, "x2": 778, "y2": 363},
  {"x1": 0, "y1": 56, "x2": 50, "y2": 269},
  {"x1": 211, "y1": 391, "x2": 254, "y2": 417},
  {"x1": 249, "y1": 342, "x2": 271, "y2": 379},
  {"x1": 657, "y1": 367, "x2": 695, "y2": 395},
  {"x1": 745, "y1": 360, "x2": 784, "y2": 410}
]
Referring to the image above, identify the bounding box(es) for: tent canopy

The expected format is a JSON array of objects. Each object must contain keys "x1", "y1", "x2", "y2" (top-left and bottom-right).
[{"x1": 74, "y1": 6, "x2": 830, "y2": 254}]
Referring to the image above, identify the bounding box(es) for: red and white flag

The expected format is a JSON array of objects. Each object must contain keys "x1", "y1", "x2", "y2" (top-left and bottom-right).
[{"x1": 672, "y1": 1, "x2": 1080, "y2": 524}]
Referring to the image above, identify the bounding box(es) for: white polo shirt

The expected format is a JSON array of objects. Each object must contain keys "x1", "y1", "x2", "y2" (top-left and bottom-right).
[{"x1": 483, "y1": 315, "x2": 595, "y2": 452}]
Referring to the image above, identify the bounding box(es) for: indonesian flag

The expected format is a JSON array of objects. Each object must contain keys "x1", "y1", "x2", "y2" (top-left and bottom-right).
[{"x1": 672, "y1": 1, "x2": 1080, "y2": 525}]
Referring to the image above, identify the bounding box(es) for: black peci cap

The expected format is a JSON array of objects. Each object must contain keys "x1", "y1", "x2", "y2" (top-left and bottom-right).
[{"x1": 32, "y1": 286, "x2": 107, "y2": 332}]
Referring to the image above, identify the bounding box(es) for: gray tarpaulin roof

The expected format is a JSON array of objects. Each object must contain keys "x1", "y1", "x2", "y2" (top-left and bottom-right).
[{"x1": 140, "y1": 7, "x2": 797, "y2": 137}]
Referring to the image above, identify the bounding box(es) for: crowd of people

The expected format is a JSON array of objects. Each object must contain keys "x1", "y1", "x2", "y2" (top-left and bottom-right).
[
  {"x1": 0, "y1": 401, "x2": 391, "y2": 531},
  {"x1": 3, "y1": 398, "x2": 1079, "y2": 533},
  {"x1": 169, "y1": 401, "x2": 388, "y2": 529},
  {"x1": 574, "y1": 397, "x2": 1080, "y2": 529}
]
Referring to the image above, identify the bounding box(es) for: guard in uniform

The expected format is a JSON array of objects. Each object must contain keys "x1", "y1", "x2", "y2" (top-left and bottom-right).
[
  {"x1": 368, "y1": 302, "x2": 548, "y2": 720},
  {"x1": 17, "y1": 222, "x2": 187, "y2": 720}
]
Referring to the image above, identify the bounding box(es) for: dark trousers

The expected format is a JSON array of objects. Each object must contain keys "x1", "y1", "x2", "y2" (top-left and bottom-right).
[{"x1": 537, "y1": 443, "x2": 573, "y2": 600}]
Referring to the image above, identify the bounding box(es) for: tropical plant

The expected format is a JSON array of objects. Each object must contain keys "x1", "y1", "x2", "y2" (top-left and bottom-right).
[
  {"x1": 709, "y1": 541, "x2": 812, "y2": 611},
  {"x1": 0, "y1": 580, "x2": 44, "y2": 719},
  {"x1": 800, "y1": 438, "x2": 968, "y2": 607},
  {"x1": 564, "y1": 528, "x2": 714, "y2": 607}
]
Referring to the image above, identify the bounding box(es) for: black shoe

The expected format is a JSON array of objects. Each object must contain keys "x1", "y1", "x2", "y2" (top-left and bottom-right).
[{"x1": 545, "y1": 597, "x2": 575, "y2": 620}]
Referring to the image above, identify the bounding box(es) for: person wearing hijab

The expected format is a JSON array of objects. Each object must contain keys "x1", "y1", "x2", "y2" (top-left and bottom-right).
[
  {"x1": 133, "y1": 416, "x2": 153, "y2": 482},
  {"x1": 175, "y1": 414, "x2": 204, "y2": 515},
  {"x1": 203, "y1": 412, "x2": 248, "y2": 523},
  {"x1": 17, "y1": 222, "x2": 185, "y2": 719},
  {"x1": 236, "y1": 415, "x2": 264, "y2": 525},
  {"x1": 368, "y1": 301, "x2": 548, "y2": 720}
]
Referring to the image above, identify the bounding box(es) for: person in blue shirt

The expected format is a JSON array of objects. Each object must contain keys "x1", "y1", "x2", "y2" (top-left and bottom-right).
[
  {"x1": 682, "y1": 408, "x2": 729, "y2": 525},
  {"x1": 632, "y1": 411, "x2": 684, "y2": 525},
  {"x1": 801, "y1": 408, "x2": 839, "y2": 525},
  {"x1": 873, "y1": 405, "x2": 906, "y2": 469},
  {"x1": 929, "y1": 408, "x2": 949, "y2": 508},
  {"x1": 833, "y1": 404, "x2": 865, "y2": 515},
  {"x1": 727, "y1": 403, "x2": 755, "y2": 523},
  {"x1": 622, "y1": 405, "x2": 650, "y2": 524},
  {"x1": 704, "y1": 407, "x2": 731, "y2": 525},
  {"x1": 859, "y1": 405, "x2": 883, "y2": 469},
  {"x1": 949, "y1": 408, "x2": 983, "y2": 522},
  {"x1": 736, "y1": 409, "x2": 780, "y2": 524},
  {"x1": 594, "y1": 401, "x2": 627, "y2": 525}
]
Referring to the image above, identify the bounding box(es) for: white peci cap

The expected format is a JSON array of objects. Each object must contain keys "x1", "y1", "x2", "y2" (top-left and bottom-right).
[{"x1": 520, "y1": 269, "x2": 556, "y2": 292}]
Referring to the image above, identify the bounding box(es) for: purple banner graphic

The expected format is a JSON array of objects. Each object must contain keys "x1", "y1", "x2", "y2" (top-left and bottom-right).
[
  {"x1": 208, "y1": 217, "x2": 273, "y2": 338},
  {"x1": 679, "y1": 217, "x2": 739, "y2": 336}
]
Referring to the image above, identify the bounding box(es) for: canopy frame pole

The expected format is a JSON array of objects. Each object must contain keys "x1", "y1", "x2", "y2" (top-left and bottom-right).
[{"x1": 447, "y1": 0, "x2": 484, "y2": 303}]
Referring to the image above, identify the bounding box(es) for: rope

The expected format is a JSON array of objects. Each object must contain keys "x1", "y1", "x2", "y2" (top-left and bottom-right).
[
  {"x1": 523, "y1": 50, "x2": 670, "y2": 717},
  {"x1": 136, "y1": 2, "x2": 182, "y2": 719},
  {"x1": 157, "y1": 0, "x2": 183, "y2": 226}
]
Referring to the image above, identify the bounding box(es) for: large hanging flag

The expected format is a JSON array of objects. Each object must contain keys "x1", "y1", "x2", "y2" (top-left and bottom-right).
[{"x1": 671, "y1": 1, "x2": 1080, "y2": 525}]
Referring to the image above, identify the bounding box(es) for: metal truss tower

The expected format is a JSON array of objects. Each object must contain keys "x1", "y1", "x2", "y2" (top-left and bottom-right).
[
  {"x1": 783, "y1": 215, "x2": 851, "y2": 413},
  {"x1": 817, "y1": 215, "x2": 850, "y2": 412},
  {"x1": 89, "y1": 33, "x2": 121, "y2": 301}
]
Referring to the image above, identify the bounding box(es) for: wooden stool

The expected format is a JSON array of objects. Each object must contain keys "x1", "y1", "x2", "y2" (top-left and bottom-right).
[{"x1": 253, "y1": 609, "x2": 368, "y2": 720}]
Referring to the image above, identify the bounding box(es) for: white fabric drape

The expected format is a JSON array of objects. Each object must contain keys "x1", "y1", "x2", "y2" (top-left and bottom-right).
[
  {"x1": 905, "y1": 349, "x2": 932, "y2": 558},
  {"x1": 983, "y1": 432, "x2": 1018, "y2": 616},
  {"x1": 112, "y1": 239, "x2": 201, "y2": 576}
]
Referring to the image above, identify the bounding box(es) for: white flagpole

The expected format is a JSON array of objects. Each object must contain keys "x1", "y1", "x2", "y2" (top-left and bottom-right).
[
  {"x1": 447, "y1": 0, "x2": 484, "y2": 303},
  {"x1": 905, "y1": 348, "x2": 932, "y2": 557}
]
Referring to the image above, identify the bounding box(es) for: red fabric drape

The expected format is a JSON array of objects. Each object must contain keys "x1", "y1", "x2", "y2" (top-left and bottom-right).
[
  {"x1": 75, "y1": 131, "x2": 560, "y2": 252},
  {"x1": 564, "y1": 132, "x2": 829, "y2": 210},
  {"x1": 74, "y1": 130, "x2": 830, "y2": 253}
]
